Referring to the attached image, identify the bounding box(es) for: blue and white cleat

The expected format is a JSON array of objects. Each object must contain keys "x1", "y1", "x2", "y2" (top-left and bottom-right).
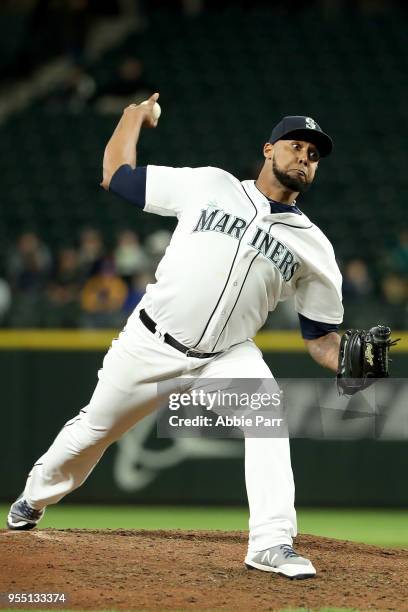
[
  {"x1": 245, "y1": 544, "x2": 316, "y2": 579},
  {"x1": 7, "y1": 497, "x2": 45, "y2": 531}
]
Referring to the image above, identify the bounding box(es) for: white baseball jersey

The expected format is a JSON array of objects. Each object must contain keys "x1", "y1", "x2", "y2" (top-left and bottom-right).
[
  {"x1": 22, "y1": 169, "x2": 339, "y2": 554},
  {"x1": 129, "y1": 166, "x2": 343, "y2": 352}
]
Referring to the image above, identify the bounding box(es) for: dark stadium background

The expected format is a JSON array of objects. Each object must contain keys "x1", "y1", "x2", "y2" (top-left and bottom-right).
[{"x1": 0, "y1": 0, "x2": 406, "y2": 542}]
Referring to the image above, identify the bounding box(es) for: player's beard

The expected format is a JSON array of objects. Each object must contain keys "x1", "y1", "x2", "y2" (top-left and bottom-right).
[{"x1": 272, "y1": 157, "x2": 311, "y2": 194}]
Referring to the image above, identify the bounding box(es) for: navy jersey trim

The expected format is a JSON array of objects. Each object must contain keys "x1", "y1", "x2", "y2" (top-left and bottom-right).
[
  {"x1": 109, "y1": 165, "x2": 147, "y2": 208},
  {"x1": 270, "y1": 220, "x2": 313, "y2": 230},
  {"x1": 254, "y1": 181, "x2": 303, "y2": 215},
  {"x1": 268, "y1": 200, "x2": 302, "y2": 215},
  {"x1": 298, "y1": 313, "x2": 340, "y2": 339},
  {"x1": 191, "y1": 183, "x2": 258, "y2": 349}
]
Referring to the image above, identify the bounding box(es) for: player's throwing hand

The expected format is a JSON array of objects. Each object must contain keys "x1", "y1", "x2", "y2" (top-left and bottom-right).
[
  {"x1": 124, "y1": 92, "x2": 161, "y2": 128},
  {"x1": 100, "y1": 92, "x2": 161, "y2": 190}
]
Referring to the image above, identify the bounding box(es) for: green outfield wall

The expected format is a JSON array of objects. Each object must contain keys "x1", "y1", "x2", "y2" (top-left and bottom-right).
[{"x1": 1, "y1": 330, "x2": 407, "y2": 506}]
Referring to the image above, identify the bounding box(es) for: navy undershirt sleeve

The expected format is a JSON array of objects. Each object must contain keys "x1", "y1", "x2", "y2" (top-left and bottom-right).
[
  {"x1": 298, "y1": 313, "x2": 340, "y2": 339},
  {"x1": 109, "y1": 165, "x2": 147, "y2": 208}
]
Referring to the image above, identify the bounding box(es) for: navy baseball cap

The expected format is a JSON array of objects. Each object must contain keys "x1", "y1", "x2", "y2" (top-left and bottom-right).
[{"x1": 269, "y1": 116, "x2": 333, "y2": 157}]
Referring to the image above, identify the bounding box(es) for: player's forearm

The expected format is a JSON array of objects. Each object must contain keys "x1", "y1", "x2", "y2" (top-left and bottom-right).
[
  {"x1": 101, "y1": 110, "x2": 144, "y2": 189},
  {"x1": 101, "y1": 94, "x2": 159, "y2": 191},
  {"x1": 304, "y1": 332, "x2": 341, "y2": 372}
]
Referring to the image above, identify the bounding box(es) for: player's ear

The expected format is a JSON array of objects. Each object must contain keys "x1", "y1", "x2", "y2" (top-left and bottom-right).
[{"x1": 263, "y1": 142, "x2": 273, "y2": 159}]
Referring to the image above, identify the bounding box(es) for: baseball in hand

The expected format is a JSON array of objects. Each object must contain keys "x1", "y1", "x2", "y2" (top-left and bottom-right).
[{"x1": 141, "y1": 100, "x2": 161, "y2": 121}]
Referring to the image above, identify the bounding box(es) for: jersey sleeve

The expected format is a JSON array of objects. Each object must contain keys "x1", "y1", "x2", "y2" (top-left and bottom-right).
[
  {"x1": 298, "y1": 313, "x2": 340, "y2": 339},
  {"x1": 294, "y1": 256, "x2": 344, "y2": 325},
  {"x1": 144, "y1": 165, "x2": 198, "y2": 218},
  {"x1": 109, "y1": 165, "x2": 146, "y2": 208}
]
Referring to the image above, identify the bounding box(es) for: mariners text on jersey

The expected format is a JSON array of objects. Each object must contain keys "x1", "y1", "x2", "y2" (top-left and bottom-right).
[
  {"x1": 111, "y1": 165, "x2": 343, "y2": 353},
  {"x1": 192, "y1": 205, "x2": 299, "y2": 281}
]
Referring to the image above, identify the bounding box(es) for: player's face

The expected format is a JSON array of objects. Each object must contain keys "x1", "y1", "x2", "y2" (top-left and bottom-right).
[{"x1": 269, "y1": 140, "x2": 320, "y2": 194}]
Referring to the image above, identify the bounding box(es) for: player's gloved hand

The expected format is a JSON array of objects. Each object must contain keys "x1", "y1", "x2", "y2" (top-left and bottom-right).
[
  {"x1": 123, "y1": 92, "x2": 160, "y2": 128},
  {"x1": 336, "y1": 325, "x2": 400, "y2": 396}
]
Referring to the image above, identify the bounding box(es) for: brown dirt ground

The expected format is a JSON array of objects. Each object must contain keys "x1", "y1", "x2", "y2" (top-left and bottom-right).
[{"x1": 1, "y1": 529, "x2": 408, "y2": 611}]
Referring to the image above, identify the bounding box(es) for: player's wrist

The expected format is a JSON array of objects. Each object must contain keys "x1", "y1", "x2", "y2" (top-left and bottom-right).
[{"x1": 121, "y1": 108, "x2": 145, "y2": 129}]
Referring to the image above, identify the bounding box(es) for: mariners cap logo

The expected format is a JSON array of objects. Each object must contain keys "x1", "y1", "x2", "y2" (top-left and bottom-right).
[
  {"x1": 269, "y1": 115, "x2": 333, "y2": 157},
  {"x1": 305, "y1": 117, "x2": 317, "y2": 130}
]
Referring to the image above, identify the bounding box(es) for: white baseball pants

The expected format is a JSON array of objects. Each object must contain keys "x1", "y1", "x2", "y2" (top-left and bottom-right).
[{"x1": 23, "y1": 317, "x2": 297, "y2": 551}]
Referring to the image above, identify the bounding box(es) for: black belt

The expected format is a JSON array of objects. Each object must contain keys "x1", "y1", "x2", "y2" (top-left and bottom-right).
[{"x1": 139, "y1": 309, "x2": 222, "y2": 359}]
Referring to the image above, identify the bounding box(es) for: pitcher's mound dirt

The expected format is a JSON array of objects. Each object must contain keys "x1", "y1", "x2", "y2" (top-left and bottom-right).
[{"x1": 1, "y1": 529, "x2": 408, "y2": 611}]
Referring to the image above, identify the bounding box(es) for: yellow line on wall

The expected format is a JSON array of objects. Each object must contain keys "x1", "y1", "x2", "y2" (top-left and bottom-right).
[
  {"x1": 0, "y1": 330, "x2": 406, "y2": 352},
  {"x1": 0, "y1": 330, "x2": 118, "y2": 350}
]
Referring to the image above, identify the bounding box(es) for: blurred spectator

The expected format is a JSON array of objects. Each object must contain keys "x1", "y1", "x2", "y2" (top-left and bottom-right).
[
  {"x1": 114, "y1": 230, "x2": 150, "y2": 283},
  {"x1": 122, "y1": 272, "x2": 153, "y2": 315},
  {"x1": 145, "y1": 230, "x2": 171, "y2": 269},
  {"x1": 387, "y1": 229, "x2": 408, "y2": 278},
  {"x1": 0, "y1": 278, "x2": 12, "y2": 324},
  {"x1": 47, "y1": 64, "x2": 96, "y2": 112},
  {"x1": 46, "y1": 247, "x2": 82, "y2": 327},
  {"x1": 49, "y1": 247, "x2": 81, "y2": 300},
  {"x1": 6, "y1": 232, "x2": 52, "y2": 293},
  {"x1": 378, "y1": 273, "x2": 408, "y2": 329},
  {"x1": 381, "y1": 273, "x2": 407, "y2": 306},
  {"x1": 5, "y1": 226, "x2": 405, "y2": 330},
  {"x1": 78, "y1": 227, "x2": 105, "y2": 280},
  {"x1": 80, "y1": 259, "x2": 128, "y2": 328},
  {"x1": 265, "y1": 297, "x2": 299, "y2": 330},
  {"x1": 6, "y1": 232, "x2": 52, "y2": 327},
  {"x1": 342, "y1": 259, "x2": 373, "y2": 300}
]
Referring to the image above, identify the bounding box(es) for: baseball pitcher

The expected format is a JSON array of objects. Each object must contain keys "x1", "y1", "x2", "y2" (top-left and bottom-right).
[{"x1": 7, "y1": 94, "x2": 396, "y2": 579}]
